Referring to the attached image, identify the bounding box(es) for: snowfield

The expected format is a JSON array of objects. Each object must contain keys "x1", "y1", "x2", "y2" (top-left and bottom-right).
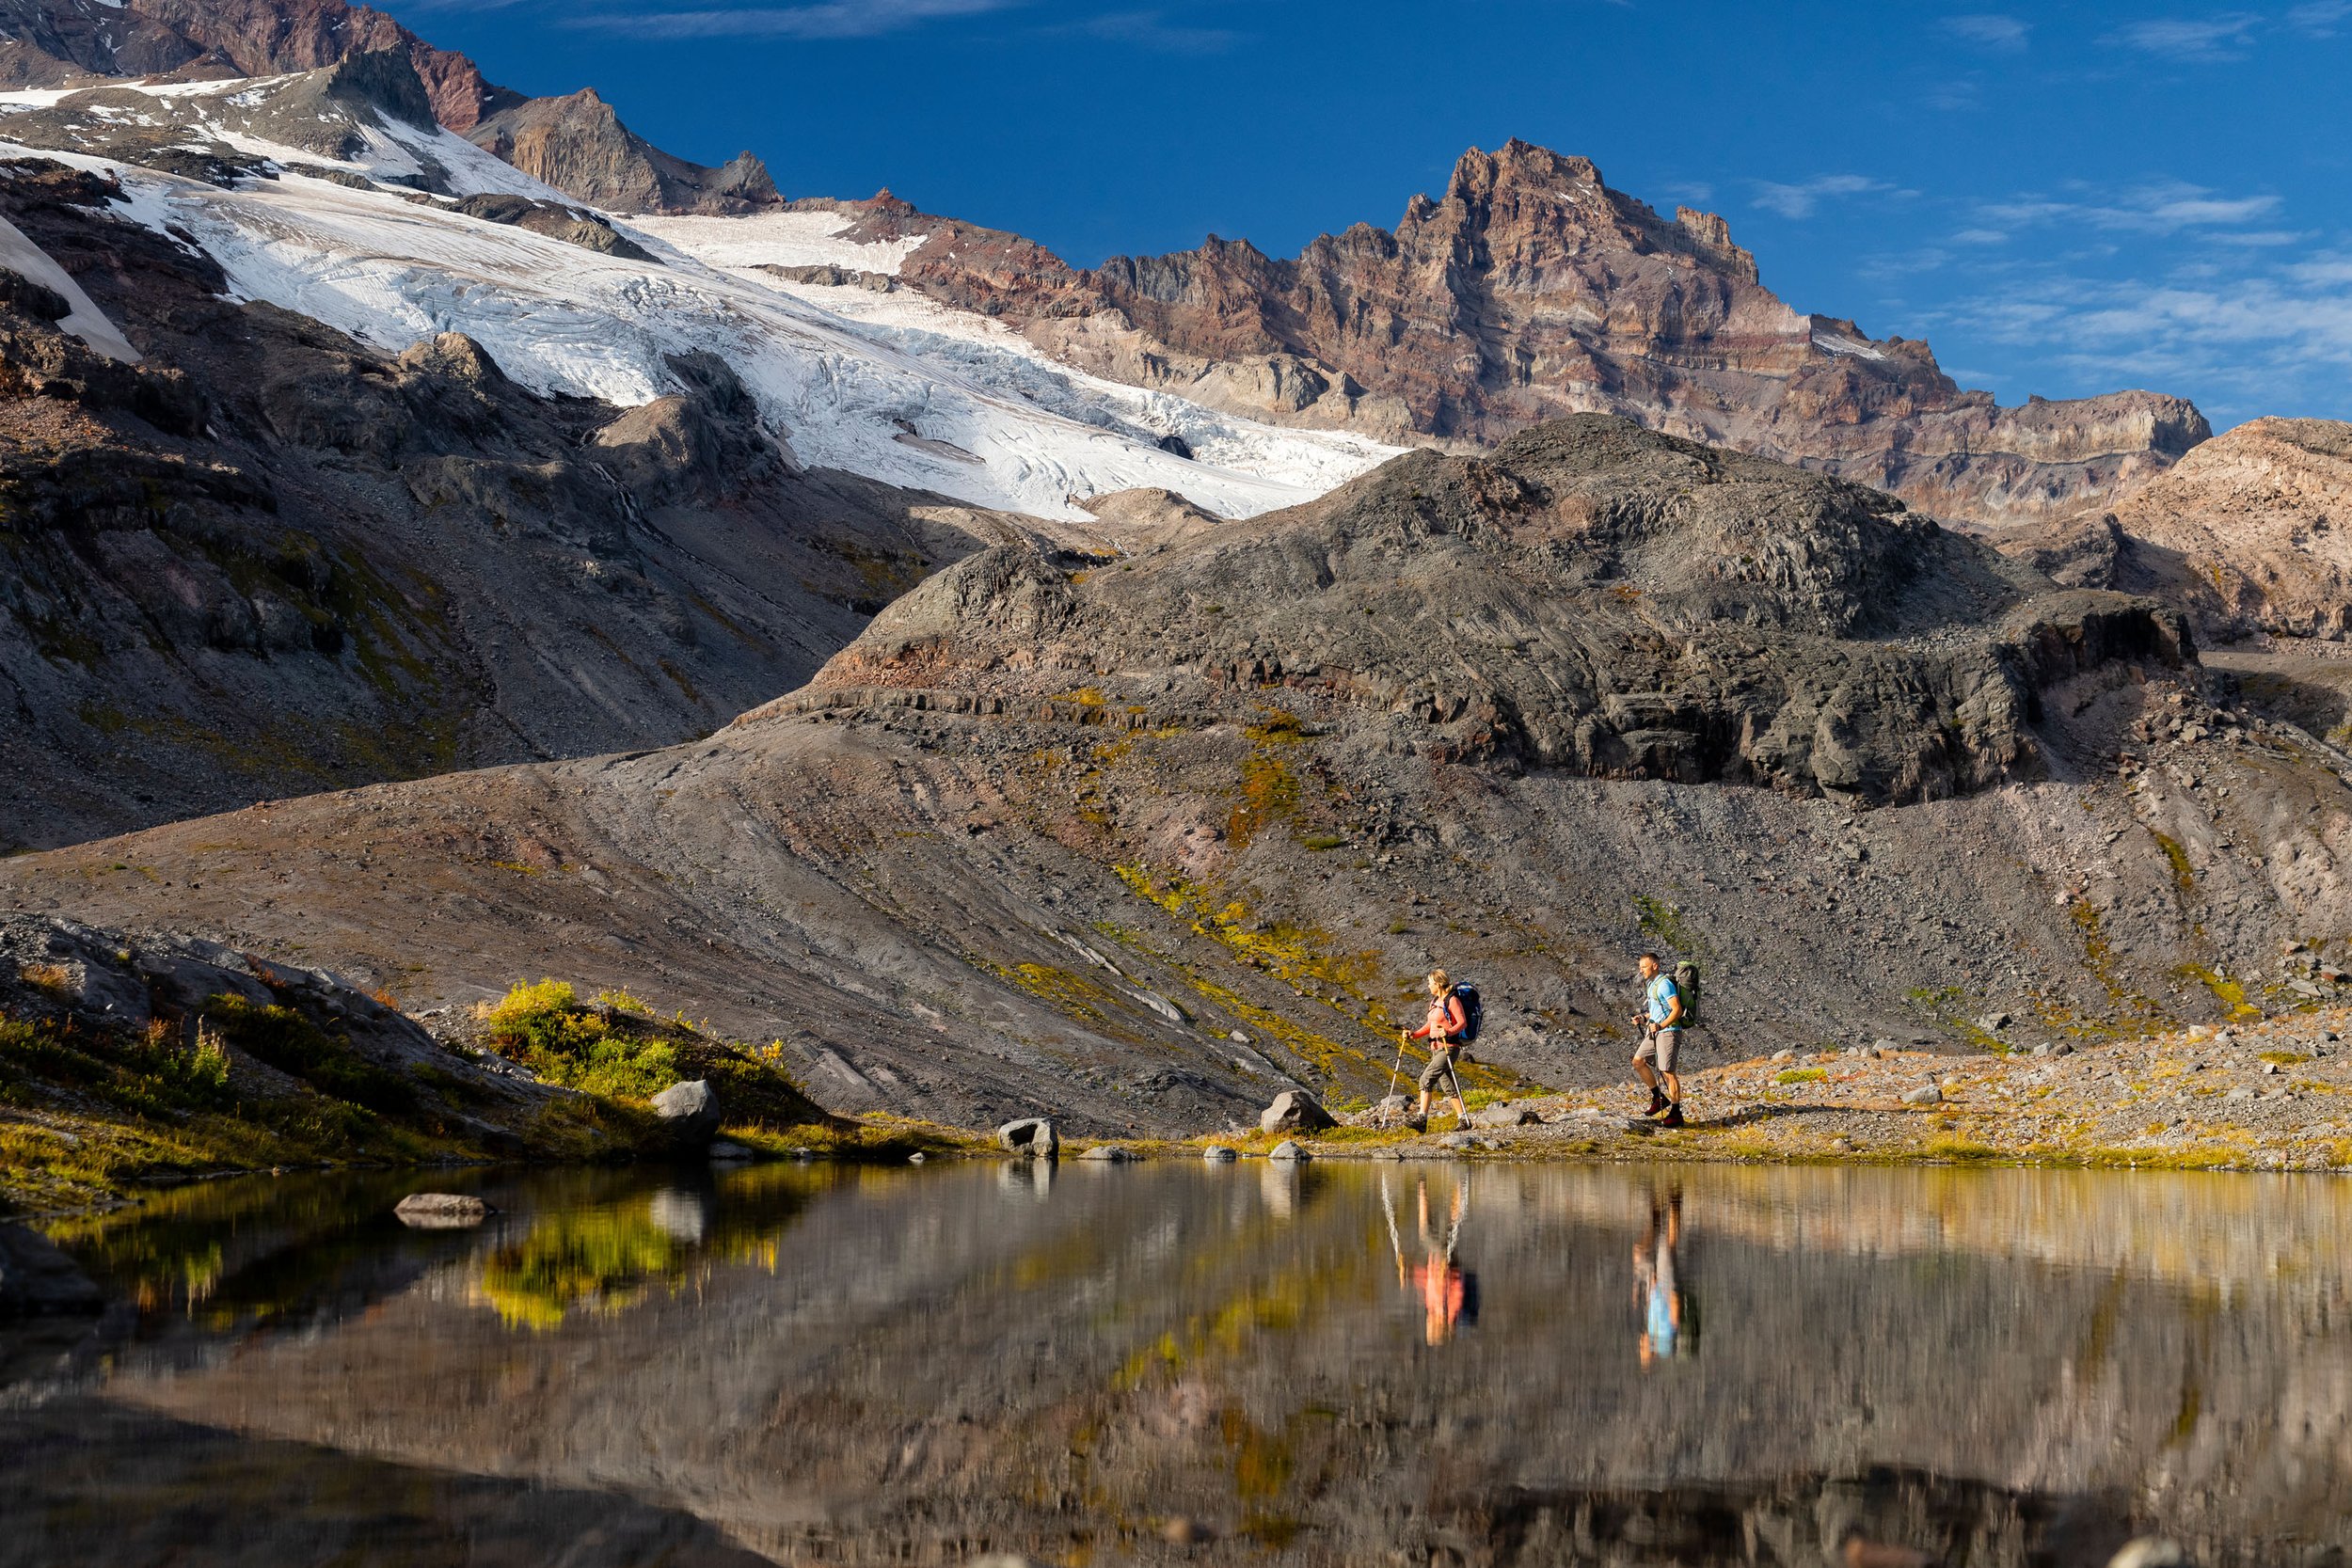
[
  {"x1": 628, "y1": 211, "x2": 931, "y2": 277},
  {"x1": 0, "y1": 82, "x2": 1400, "y2": 521}
]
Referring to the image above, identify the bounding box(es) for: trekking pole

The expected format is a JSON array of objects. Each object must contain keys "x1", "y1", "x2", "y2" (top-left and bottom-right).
[{"x1": 1388, "y1": 1029, "x2": 1408, "y2": 1098}]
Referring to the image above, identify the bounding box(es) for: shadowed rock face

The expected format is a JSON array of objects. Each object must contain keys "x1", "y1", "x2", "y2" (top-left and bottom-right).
[
  {"x1": 828, "y1": 142, "x2": 2208, "y2": 524},
  {"x1": 820, "y1": 417, "x2": 2193, "y2": 805}
]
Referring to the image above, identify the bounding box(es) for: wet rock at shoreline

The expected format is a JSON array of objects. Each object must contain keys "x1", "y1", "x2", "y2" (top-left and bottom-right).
[
  {"x1": 998, "y1": 1117, "x2": 1058, "y2": 1159},
  {"x1": 651, "y1": 1080, "x2": 722, "y2": 1150},
  {"x1": 1260, "y1": 1091, "x2": 1335, "y2": 1135}
]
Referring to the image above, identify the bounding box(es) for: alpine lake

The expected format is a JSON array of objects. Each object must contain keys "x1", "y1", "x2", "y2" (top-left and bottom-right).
[{"x1": 3, "y1": 1157, "x2": 2347, "y2": 1567}]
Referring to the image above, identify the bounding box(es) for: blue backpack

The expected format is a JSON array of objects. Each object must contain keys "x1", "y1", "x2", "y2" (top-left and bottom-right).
[{"x1": 1452, "y1": 983, "x2": 1484, "y2": 1044}]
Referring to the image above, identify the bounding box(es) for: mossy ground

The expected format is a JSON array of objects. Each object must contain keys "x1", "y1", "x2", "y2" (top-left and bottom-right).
[{"x1": 0, "y1": 977, "x2": 964, "y2": 1215}]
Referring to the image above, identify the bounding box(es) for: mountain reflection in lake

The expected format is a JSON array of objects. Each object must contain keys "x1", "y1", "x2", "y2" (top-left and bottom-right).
[{"x1": 5, "y1": 1160, "x2": 2348, "y2": 1567}]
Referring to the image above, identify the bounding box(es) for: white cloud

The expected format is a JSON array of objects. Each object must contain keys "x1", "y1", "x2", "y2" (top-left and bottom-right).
[
  {"x1": 1941, "y1": 13, "x2": 2030, "y2": 50},
  {"x1": 1050, "y1": 8, "x2": 1239, "y2": 52},
  {"x1": 2109, "y1": 13, "x2": 2261, "y2": 59},
  {"x1": 2205, "y1": 230, "x2": 2309, "y2": 247},
  {"x1": 1751, "y1": 174, "x2": 1891, "y2": 219},
  {"x1": 571, "y1": 0, "x2": 1015, "y2": 40},
  {"x1": 1933, "y1": 248, "x2": 2352, "y2": 421},
  {"x1": 1952, "y1": 228, "x2": 2009, "y2": 245},
  {"x1": 2288, "y1": 1, "x2": 2352, "y2": 34},
  {"x1": 1975, "y1": 182, "x2": 2280, "y2": 236}
]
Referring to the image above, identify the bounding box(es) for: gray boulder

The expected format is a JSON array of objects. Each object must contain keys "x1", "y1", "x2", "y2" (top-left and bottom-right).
[
  {"x1": 1076, "y1": 1145, "x2": 1133, "y2": 1162},
  {"x1": 392, "y1": 1192, "x2": 491, "y2": 1227},
  {"x1": 651, "y1": 1079, "x2": 723, "y2": 1148},
  {"x1": 1470, "y1": 1101, "x2": 1539, "y2": 1128},
  {"x1": 1267, "y1": 1139, "x2": 1307, "y2": 1162},
  {"x1": 1201, "y1": 1146, "x2": 1238, "y2": 1163},
  {"x1": 0, "y1": 1223, "x2": 101, "y2": 1316},
  {"x1": 1900, "y1": 1083, "x2": 1944, "y2": 1107},
  {"x1": 997, "y1": 1117, "x2": 1058, "y2": 1158},
  {"x1": 1259, "y1": 1090, "x2": 1336, "y2": 1135}
]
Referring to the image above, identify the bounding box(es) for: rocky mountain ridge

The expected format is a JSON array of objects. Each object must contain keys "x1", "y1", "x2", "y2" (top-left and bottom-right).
[
  {"x1": 810, "y1": 141, "x2": 2209, "y2": 525},
  {"x1": 0, "y1": 0, "x2": 778, "y2": 214}
]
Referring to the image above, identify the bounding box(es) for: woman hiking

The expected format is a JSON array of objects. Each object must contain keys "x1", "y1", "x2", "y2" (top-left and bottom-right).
[{"x1": 1406, "y1": 968, "x2": 1471, "y2": 1130}]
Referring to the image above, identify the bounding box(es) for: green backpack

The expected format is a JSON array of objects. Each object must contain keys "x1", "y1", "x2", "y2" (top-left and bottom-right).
[{"x1": 1672, "y1": 960, "x2": 1703, "y2": 1029}]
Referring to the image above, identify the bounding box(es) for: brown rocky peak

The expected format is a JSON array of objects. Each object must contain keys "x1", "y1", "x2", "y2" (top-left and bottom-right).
[
  {"x1": 889, "y1": 135, "x2": 2212, "y2": 523},
  {"x1": 1674, "y1": 206, "x2": 1758, "y2": 283},
  {"x1": 116, "y1": 0, "x2": 520, "y2": 129}
]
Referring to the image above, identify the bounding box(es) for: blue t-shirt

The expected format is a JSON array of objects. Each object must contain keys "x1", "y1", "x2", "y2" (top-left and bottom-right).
[{"x1": 1645, "y1": 974, "x2": 1680, "y2": 1025}]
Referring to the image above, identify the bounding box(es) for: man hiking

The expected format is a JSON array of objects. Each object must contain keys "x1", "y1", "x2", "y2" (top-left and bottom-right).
[
  {"x1": 1631, "y1": 952, "x2": 1686, "y2": 1128},
  {"x1": 1406, "y1": 968, "x2": 1470, "y2": 1128}
]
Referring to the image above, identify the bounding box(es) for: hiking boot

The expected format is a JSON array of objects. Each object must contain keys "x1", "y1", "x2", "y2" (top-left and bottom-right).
[
  {"x1": 1658, "y1": 1103, "x2": 1687, "y2": 1130},
  {"x1": 1405, "y1": 1114, "x2": 1428, "y2": 1133},
  {"x1": 1644, "y1": 1089, "x2": 1670, "y2": 1117}
]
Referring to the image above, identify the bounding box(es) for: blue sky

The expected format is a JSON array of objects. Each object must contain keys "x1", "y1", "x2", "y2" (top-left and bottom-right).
[{"x1": 397, "y1": 0, "x2": 2352, "y2": 429}]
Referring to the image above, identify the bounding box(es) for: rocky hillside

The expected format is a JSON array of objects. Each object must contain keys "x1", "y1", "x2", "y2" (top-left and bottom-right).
[
  {"x1": 2007, "y1": 418, "x2": 2352, "y2": 643},
  {"x1": 8, "y1": 420, "x2": 2344, "y2": 1134},
  {"x1": 0, "y1": 0, "x2": 777, "y2": 213},
  {"x1": 0, "y1": 155, "x2": 1065, "y2": 851},
  {"x1": 818, "y1": 141, "x2": 2209, "y2": 524}
]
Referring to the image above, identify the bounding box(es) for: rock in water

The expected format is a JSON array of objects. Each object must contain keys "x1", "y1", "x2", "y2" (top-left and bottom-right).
[
  {"x1": 1266, "y1": 1140, "x2": 1307, "y2": 1162},
  {"x1": 1201, "y1": 1146, "x2": 1238, "y2": 1163},
  {"x1": 2106, "y1": 1542, "x2": 2188, "y2": 1568},
  {"x1": 651, "y1": 1079, "x2": 722, "y2": 1149},
  {"x1": 1076, "y1": 1145, "x2": 1132, "y2": 1162},
  {"x1": 997, "y1": 1117, "x2": 1059, "y2": 1158},
  {"x1": 0, "y1": 1223, "x2": 101, "y2": 1315},
  {"x1": 392, "y1": 1193, "x2": 491, "y2": 1228},
  {"x1": 1260, "y1": 1090, "x2": 1335, "y2": 1135}
]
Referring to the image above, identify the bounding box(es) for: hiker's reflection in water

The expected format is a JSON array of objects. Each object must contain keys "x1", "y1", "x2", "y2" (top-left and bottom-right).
[
  {"x1": 1384, "y1": 1172, "x2": 1477, "y2": 1345},
  {"x1": 1636, "y1": 1186, "x2": 1695, "y2": 1369}
]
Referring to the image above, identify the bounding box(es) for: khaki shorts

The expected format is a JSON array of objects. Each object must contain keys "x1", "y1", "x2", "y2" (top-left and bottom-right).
[
  {"x1": 1419, "y1": 1047, "x2": 1461, "y2": 1092},
  {"x1": 1635, "y1": 1027, "x2": 1683, "y2": 1073}
]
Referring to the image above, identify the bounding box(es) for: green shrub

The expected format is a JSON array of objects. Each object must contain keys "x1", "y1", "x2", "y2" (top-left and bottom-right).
[
  {"x1": 479, "y1": 979, "x2": 679, "y2": 1100},
  {"x1": 2, "y1": 1013, "x2": 234, "y2": 1115},
  {"x1": 201, "y1": 994, "x2": 415, "y2": 1115},
  {"x1": 477, "y1": 980, "x2": 826, "y2": 1128},
  {"x1": 1775, "y1": 1067, "x2": 1829, "y2": 1085}
]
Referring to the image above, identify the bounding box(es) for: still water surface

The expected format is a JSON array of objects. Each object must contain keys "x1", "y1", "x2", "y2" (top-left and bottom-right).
[{"x1": 4, "y1": 1159, "x2": 2348, "y2": 1567}]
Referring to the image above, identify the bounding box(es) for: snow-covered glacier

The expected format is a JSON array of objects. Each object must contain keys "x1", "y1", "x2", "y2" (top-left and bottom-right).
[{"x1": 0, "y1": 83, "x2": 1398, "y2": 521}]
